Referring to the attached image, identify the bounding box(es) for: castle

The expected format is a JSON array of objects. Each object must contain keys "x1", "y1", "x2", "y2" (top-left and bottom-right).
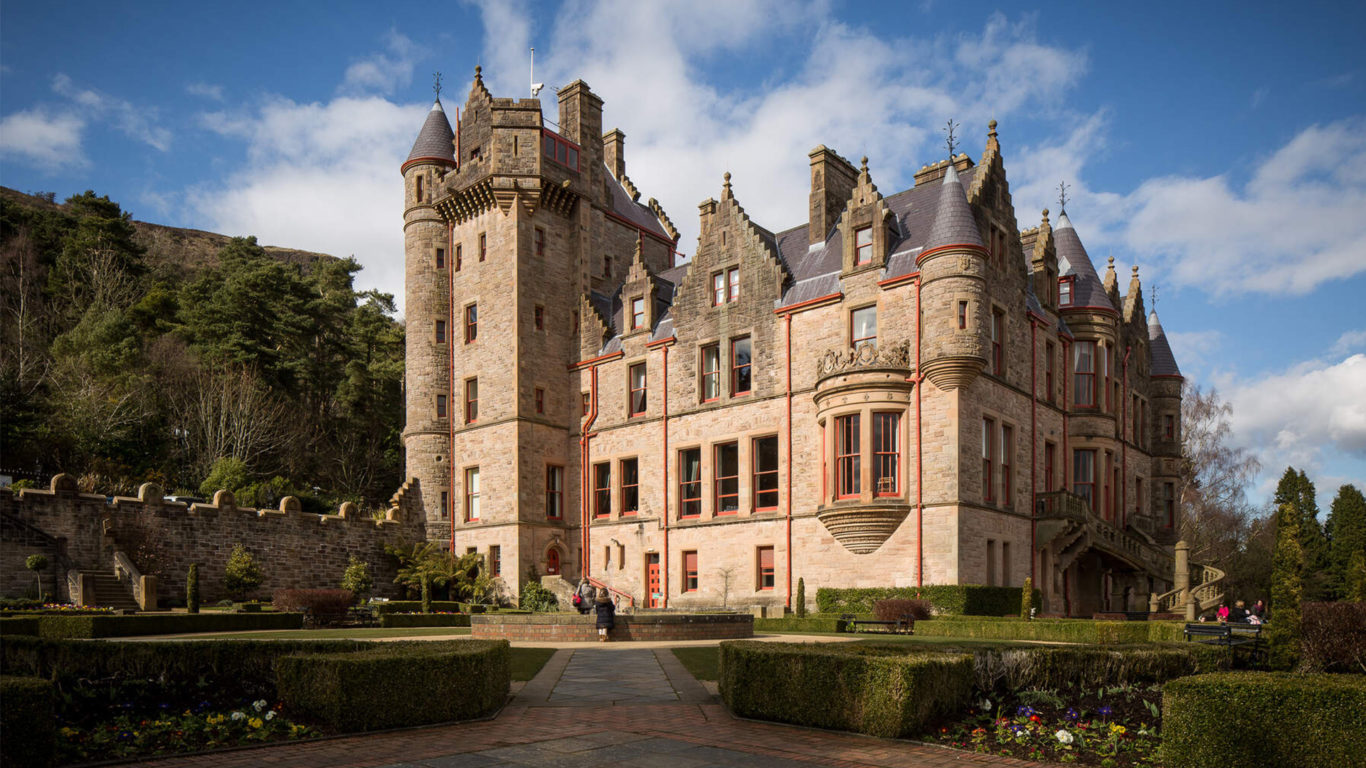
[{"x1": 402, "y1": 69, "x2": 1184, "y2": 616}]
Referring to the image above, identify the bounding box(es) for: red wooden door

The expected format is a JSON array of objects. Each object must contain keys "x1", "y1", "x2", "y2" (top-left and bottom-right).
[
  {"x1": 546, "y1": 549, "x2": 560, "y2": 575},
  {"x1": 646, "y1": 553, "x2": 661, "y2": 608}
]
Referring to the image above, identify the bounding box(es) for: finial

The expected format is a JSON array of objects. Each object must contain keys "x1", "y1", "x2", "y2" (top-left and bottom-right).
[
  {"x1": 1042, "y1": 207, "x2": 1049, "y2": 220},
  {"x1": 943, "y1": 119, "x2": 959, "y2": 159},
  {"x1": 1107, "y1": 255, "x2": 1115, "y2": 267},
  {"x1": 1057, "y1": 181, "x2": 1070, "y2": 213},
  {"x1": 433, "y1": 71, "x2": 443, "y2": 99},
  {"x1": 474, "y1": 65, "x2": 482, "y2": 79},
  {"x1": 723, "y1": 171, "x2": 732, "y2": 195},
  {"x1": 860, "y1": 156, "x2": 869, "y2": 173},
  {"x1": 988, "y1": 119, "x2": 998, "y2": 136},
  {"x1": 1132, "y1": 265, "x2": 1139, "y2": 276}
]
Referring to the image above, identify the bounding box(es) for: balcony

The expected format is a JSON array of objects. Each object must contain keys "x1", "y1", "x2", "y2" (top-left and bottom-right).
[
  {"x1": 1035, "y1": 490, "x2": 1172, "y2": 578},
  {"x1": 814, "y1": 341, "x2": 912, "y2": 385}
]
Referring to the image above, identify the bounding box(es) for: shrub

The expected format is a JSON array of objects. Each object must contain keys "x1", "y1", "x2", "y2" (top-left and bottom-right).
[
  {"x1": 1161, "y1": 672, "x2": 1366, "y2": 767},
  {"x1": 199, "y1": 457, "x2": 249, "y2": 498},
  {"x1": 817, "y1": 585, "x2": 1036, "y2": 616},
  {"x1": 272, "y1": 589, "x2": 354, "y2": 626},
  {"x1": 969, "y1": 645, "x2": 1227, "y2": 694},
  {"x1": 370, "y1": 600, "x2": 463, "y2": 615},
  {"x1": 276, "y1": 640, "x2": 509, "y2": 731},
  {"x1": 378, "y1": 613, "x2": 472, "y2": 628},
  {"x1": 186, "y1": 563, "x2": 200, "y2": 614},
  {"x1": 752, "y1": 616, "x2": 847, "y2": 633},
  {"x1": 341, "y1": 556, "x2": 373, "y2": 603},
  {"x1": 34, "y1": 612, "x2": 302, "y2": 639},
  {"x1": 1020, "y1": 576, "x2": 1034, "y2": 618},
  {"x1": 720, "y1": 642, "x2": 973, "y2": 737},
  {"x1": 223, "y1": 544, "x2": 263, "y2": 602},
  {"x1": 1, "y1": 676, "x2": 55, "y2": 767},
  {"x1": 518, "y1": 580, "x2": 558, "y2": 612},
  {"x1": 0, "y1": 617, "x2": 39, "y2": 636},
  {"x1": 872, "y1": 598, "x2": 931, "y2": 622},
  {"x1": 1300, "y1": 601, "x2": 1366, "y2": 673},
  {"x1": 1269, "y1": 503, "x2": 1305, "y2": 670},
  {"x1": 796, "y1": 578, "x2": 806, "y2": 618},
  {"x1": 914, "y1": 616, "x2": 1158, "y2": 644},
  {"x1": 0, "y1": 598, "x2": 43, "y2": 611}
]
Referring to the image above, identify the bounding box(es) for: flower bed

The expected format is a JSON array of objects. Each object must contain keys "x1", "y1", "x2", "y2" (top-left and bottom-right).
[{"x1": 35, "y1": 611, "x2": 303, "y2": 638}]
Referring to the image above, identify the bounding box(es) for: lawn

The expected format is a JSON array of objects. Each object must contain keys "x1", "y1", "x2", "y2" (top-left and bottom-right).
[
  {"x1": 510, "y1": 647, "x2": 556, "y2": 681},
  {"x1": 184, "y1": 626, "x2": 473, "y2": 640},
  {"x1": 672, "y1": 646, "x2": 720, "y2": 681}
]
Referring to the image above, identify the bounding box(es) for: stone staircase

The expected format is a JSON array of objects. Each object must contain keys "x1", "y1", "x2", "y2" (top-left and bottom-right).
[
  {"x1": 540, "y1": 575, "x2": 577, "y2": 610},
  {"x1": 80, "y1": 570, "x2": 140, "y2": 611}
]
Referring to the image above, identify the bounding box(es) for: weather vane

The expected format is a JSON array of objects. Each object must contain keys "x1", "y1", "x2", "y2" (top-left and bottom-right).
[
  {"x1": 1152, "y1": 284, "x2": 1159, "y2": 312},
  {"x1": 943, "y1": 119, "x2": 959, "y2": 159},
  {"x1": 433, "y1": 71, "x2": 443, "y2": 99},
  {"x1": 1057, "y1": 181, "x2": 1070, "y2": 213}
]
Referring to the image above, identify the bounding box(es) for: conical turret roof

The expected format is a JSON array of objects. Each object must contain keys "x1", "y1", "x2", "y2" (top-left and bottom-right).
[
  {"x1": 1147, "y1": 310, "x2": 1181, "y2": 377},
  {"x1": 402, "y1": 99, "x2": 456, "y2": 173},
  {"x1": 1054, "y1": 211, "x2": 1116, "y2": 312},
  {"x1": 923, "y1": 161, "x2": 984, "y2": 251}
]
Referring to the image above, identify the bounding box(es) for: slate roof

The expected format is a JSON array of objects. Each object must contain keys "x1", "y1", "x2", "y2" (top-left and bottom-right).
[
  {"x1": 606, "y1": 168, "x2": 672, "y2": 241},
  {"x1": 403, "y1": 100, "x2": 456, "y2": 169},
  {"x1": 1054, "y1": 212, "x2": 1116, "y2": 313},
  {"x1": 923, "y1": 162, "x2": 985, "y2": 252},
  {"x1": 1148, "y1": 311, "x2": 1182, "y2": 377}
]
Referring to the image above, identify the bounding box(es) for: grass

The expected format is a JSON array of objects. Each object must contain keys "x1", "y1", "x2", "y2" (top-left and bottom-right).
[
  {"x1": 672, "y1": 647, "x2": 720, "y2": 681},
  {"x1": 182, "y1": 626, "x2": 473, "y2": 640},
  {"x1": 510, "y1": 647, "x2": 556, "y2": 681}
]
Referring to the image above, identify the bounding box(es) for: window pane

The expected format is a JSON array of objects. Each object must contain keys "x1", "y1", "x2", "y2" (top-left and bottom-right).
[
  {"x1": 753, "y1": 436, "x2": 779, "y2": 508},
  {"x1": 629, "y1": 363, "x2": 647, "y2": 415},
  {"x1": 727, "y1": 267, "x2": 739, "y2": 302},
  {"x1": 713, "y1": 272, "x2": 725, "y2": 305},
  {"x1": 852, "y1": 306, "x2": 877, "y2": 346},
  {"x1": 702, "y1": 345, "x2": 721, "y2": 400},
  {"x1": 715, "y1": 442, "x2": 739, "y2": 513},
  {"x1": 732, "y1": 337, "x2": 751, "y2": 394},
  {"x1": 621, "y1": 459, "x2": 639, "y2": 514},
  {"x1": 873, "y1": 413, "x2": 900, "y2": 496},
  {"x1": 594, "y1": 463, "x2": 611, "y2": 518},
  {"x1": 836, "y1": 414, "x2": 861, "y2": 497},
  {"x1": 680, "y1": 449, "x2": 701, "y2": 518}
]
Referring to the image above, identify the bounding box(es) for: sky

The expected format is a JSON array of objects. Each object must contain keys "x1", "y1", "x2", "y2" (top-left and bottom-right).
[{"x1": 2, "y1": 0, "x2": 1364, "y2": 511}]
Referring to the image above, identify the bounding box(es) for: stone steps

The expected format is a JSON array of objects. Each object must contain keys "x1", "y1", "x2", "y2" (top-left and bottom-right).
[{"x1": 82, "y1": 571, "x2": 140, "y2": 611}]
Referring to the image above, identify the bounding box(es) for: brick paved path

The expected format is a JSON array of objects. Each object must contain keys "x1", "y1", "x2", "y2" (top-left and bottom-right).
[{"x1": 126, "y1": 648, "x2": 1043, "y2": 767}]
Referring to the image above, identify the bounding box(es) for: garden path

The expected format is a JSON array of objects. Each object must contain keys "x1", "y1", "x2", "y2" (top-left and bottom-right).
[{"x1": 124, "y1": 647, "x2": 1045, "y2": 768}]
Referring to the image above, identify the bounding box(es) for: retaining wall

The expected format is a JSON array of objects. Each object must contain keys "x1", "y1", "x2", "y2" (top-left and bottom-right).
[{"x1": 470, "y1": 612, "x2": 753, "y2": 642}]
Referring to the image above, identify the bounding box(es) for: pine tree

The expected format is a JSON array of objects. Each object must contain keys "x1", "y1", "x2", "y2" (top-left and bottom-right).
[
  {"x1": 1327, "y1": 485, "x2": 1366, "y2": 600},
  {"x1": 1020, "y1": 576, "x2": 1035, "y2": 618},
  {"x1": 223, "y1": 544, "x2": 263, "y2": 602},
  {"x1": 1347, "y1": 551, "x2": 1366, "y2": 602},
  {"x1": 1274, "y1": 467, "x2": 1330, "y2": 600},
  {"x1": 1268, "y1": 503, "x2": 1304, "y2": 670},
  {"x1": 796, "y1": 578, "x2": 806, "y2": 618},
  {"x1": 186, "y1": 563, "x2": 200, "y2": 614}
]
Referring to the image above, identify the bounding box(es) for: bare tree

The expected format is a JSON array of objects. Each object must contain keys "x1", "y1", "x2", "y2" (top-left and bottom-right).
[
  {"x1": 1177, "y1": 383, "x2": 1261, "y2": 565},
  {"x1": 0, "y1": 228, "x2": 52, "y2": 392},
  {"x1": 170, "y1": 366, "x2": 291, "y2": 479},
  {"x1": 715, "y1": 566, "x2": 737, "y2": 609}
]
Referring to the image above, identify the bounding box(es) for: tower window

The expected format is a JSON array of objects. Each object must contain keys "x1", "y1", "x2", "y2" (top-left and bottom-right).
[
  {"x1": 854, "y1": 226, "x2": 872, "y2": 265},
  {"x1": 958, "y1": 300, "x2": 969, "y2": 330},
  {"x1": 436, "y1": 395, "x2": 448, "y2": 419},
  {"x1": 479, "y1": 233, "x2": 486, "y2": 262},
  {"x1": 546, "y1": 465, "x2": 564, "y2": 519},
  {"x1": 1074, "y1": 340, "x2": 1096, "y2": 407},
  {"x1": 455, "y1": 244, "x2": 462, "y2": 271},
  {"x1": 435, "y1": 247, "x2": 445, "y2": 269},
  {"x1": 415, "y1": 175, "x2": 424, "y2": 202},
  {"x1": 1059, "y1": 277, "x2": 1074, "y2": 306},
  {"x1": 835, "y1": 414, "x2": 860, "y2": 499},
  {"x1": 604, "y1": 256, "x2": 612, "y2": 278},
  {"x1": 535, "y1": 227, "x2": 546, "y2": 257},
  {"x1": 435, "y1": 320, "x2": 446, "y2": 343},
  {"x1": 535, "y1": 387, "x2": 545, "y2": 414},
  {"x1": 873, "y1": 412, "x2": 900, "y2": 496},
  {"x1": 534, "y1": 305, "x2": 545, "y2": 330}
]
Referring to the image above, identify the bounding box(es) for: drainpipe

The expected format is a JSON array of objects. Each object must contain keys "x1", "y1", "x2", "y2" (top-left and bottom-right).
[
  {"x1": 915, "y1": 275, "x2": 924, "y2": 587},
  {"x1": 448, "y1": 221, "x2": 456, "y2": 554},
  {"x1": 1121, "y1": 345, "x2": 1133, "y2": 530},
  {"x1": 579, "y1": 366, "x2": 600, "y2": 579},
  {"x1": 661, "y1": 343, "x2": 670, "y2": 608},
  {"x1": 1030, "y1": 318, "x2": 1038, "y2": 584},
  {"x1": 784, "y1": 313, "x2": 793, "y2": 609},
  {"x1": 1062, "y1": 338, "x2": 1071, "y2": 491}
]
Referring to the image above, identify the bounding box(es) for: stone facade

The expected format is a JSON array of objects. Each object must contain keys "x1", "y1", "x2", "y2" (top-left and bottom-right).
[{"x1": 405, "y1": 72, "x2": 1183, "y2": 616}]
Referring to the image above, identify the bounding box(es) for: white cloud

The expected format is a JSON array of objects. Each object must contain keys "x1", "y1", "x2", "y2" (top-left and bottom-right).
[
  {"x1": 186, "y1": 82, "x2": 224, "y2": 101},
  {"x1": 1166, "y1": 329, "x2": 1222, "y2": 365},
  {"x1": 0, "y1": 107, "x2": 85, "y2": 169},
  {"x1": 51, "y1": 73, "x2": 172, "y2": 151},
  {"x1": 1331, "y1": 329, "x2": 1366, "y2": 355},
  {"x1": 339, "y1": 31, "x2": 421, "y2": 96}
]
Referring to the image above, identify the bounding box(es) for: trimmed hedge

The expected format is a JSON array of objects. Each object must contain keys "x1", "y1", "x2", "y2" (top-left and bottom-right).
[
  {"x1": 752, "y1": 616, "x2": 847, "y2": 633},
  {"x1": 370, "y1": 600, "x2": 463, "y2": 615},
  {"x1": 1162, "y1": 672, "x2": 1366, "y2": 767},
  {"x1": 817, "y1": 585, "x2": 1039, "y2": 616},
  {"x1": 277, "y1": 640, "x2": 509, "y2": 731},
  {"x1": 378, "y1": 613, "x2": 472, "y2": 628},
  {"x1": 0, "y1": 616, "x2": 39, "y2": 636},
  {"x1": 35, "y1": 611, "x2": 303, "y2": 638},
  {"x1": 966, "y1": 645, "x2": 1227, "y2": 693},
  {"x1": 1, "y1": 676, "x2": 55, "y2": 767},
  {"x1": 914, "y1": 616, "x2": 1186, "y2": 645},
  {"x1": 719, "y1": 641, "x2": 973, "y2": 737}
]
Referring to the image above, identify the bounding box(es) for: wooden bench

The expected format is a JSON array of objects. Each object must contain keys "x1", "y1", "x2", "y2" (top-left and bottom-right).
[
  {"x1": 1184, "y1": 622, "x2": 1265, "y2": 664},
  {"x1": 841, "y1": 613, "x2": 915, "y2": 635}
]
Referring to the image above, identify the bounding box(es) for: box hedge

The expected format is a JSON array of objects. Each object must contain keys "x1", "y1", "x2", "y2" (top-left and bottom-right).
[
  {"x1": 719, "y1": 641, "x2": 973, "y2": 738},
  {"x1": 912, "y1": 616, "x2": 1187, "y2": 645},
  {"x1": 816, "y1": 585, "x2": 1038, "y2": 616},
  {"x1": 34, "y1": 611, "x2": 303, "y2": 638},
  {"x1": 370, "y1": 600, "x2": 464, "y2": 615},
  {"x1": 378, "y1": 612, "x2": 472, "y2": 628},
  {"x1": 0, "y1": 616, "x2": 39, "y2": 636},
  {"x1": 751, "y1": 616, "x2": 848, "y2": 633},
  {"x1": 277, "y1": 640, "x2": 509, "y2": 731},
  {"x1": 1162, "y1": 672, "x2": 1366, "y2": 767},
  {"x1": 1, "y1": 676, "x2": 55, "y2": 767},
  {"x1": 966, "y1": 644, "x2": 1227, "y2": 693}
]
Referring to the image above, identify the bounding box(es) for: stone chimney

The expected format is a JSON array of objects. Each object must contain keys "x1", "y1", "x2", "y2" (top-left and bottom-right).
[
  {"x1": 808, "y1": 145, "x2": 858, "y2": 245},
  {"x1": 556, "y1": 80, "x2": 603, "y2": 174},
  {"x1": 603, "y1": 128, "x2": 625, "y2": 181}
]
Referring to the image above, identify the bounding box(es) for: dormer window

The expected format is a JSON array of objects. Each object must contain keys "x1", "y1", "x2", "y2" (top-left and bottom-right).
[
  {"x1": 630, "y1": 297, "x2": 645, "y2": 330},
  {"x1": 854, "y1": 226, "x2": 873, "y2": 266},
  {"x1": 711, "y1": 267, "x2": 739, "y2": 305},
  {"x1": 1059, "y1": 277, "x2": 1074, "y2": 306}
]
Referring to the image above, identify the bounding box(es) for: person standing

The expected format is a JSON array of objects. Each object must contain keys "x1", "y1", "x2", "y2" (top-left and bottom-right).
[
  {"x1": 574, "y1": 578, "x2": 595, "y2": 615},
  {"x1": 594, "y1": 588, "x2": 615, "y2": 642}
]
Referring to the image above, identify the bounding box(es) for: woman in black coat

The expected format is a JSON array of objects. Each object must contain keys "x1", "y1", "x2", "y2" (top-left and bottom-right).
[{"x1": 594, "y1": 588, "x2": 615, "y2": 642}]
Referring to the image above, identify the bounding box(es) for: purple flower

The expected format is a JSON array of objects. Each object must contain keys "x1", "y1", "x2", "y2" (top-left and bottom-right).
[
  {"x1": 1065, "y1": 707, "x2": 1080, "y2": 720},
  {"x1": 1015, "y1": 705, "x2": 1035, "y2": 717},
  {"x1": 1098, "y1": 705, "x2": 1113, "y2": 717}
]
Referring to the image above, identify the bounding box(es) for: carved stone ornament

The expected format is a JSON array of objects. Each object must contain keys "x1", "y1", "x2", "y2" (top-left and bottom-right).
[
  {"x1": 816, "y1": 341, "x2": 912, "y2": 380},
  {"x1": 817, "y1": 504, "x2": 911, "y2": 554}
]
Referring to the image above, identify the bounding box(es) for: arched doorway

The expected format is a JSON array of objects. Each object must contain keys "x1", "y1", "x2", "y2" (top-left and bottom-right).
[{"x1": 546, "y1": 548, "x2": 560, "y2": 575}]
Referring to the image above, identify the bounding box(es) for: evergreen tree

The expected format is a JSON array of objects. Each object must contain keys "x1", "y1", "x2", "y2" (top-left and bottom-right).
[
  {"x1": 223, "y1": 544, "x2": 263, "y2": 602},
  {"x1": 1273, "y1": 467, "x2": 1330, "y2": 601},
  {"x1": 1268, "y1": 503, "x2": 1304, "y2": 670},
  {"x1": 1326, "y1": 485, "x2": 1366, "y2": 600},
  {"x1": 1347, "y1": 551, "x2": 1366, "y2": 602}
]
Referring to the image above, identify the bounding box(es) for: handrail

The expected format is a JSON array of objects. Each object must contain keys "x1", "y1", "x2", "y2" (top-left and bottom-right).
[
  {"x1": 1153, "y1": 564, "x2": 1225, "y2": 613},
  {"x1": 113, "y1": 550, "x2": 144, "y2": 607},
  {"x1": 584, "y1": 575, "x2": 635, "y2": 608}
]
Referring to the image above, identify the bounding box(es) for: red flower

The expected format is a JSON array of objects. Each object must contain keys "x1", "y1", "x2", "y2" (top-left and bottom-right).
[{"x1": 1029, "y1": 715, "x2": 1041, "y2": 723}]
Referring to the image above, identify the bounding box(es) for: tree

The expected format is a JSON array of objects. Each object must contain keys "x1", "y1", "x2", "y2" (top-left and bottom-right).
[
  {"x1": 1274, "y1": 468, "x2": 1331, "y2": 601},
  {"x1": 1268, "y1": 504, "x2": 1304, "y2": 670},
  {"x1": 1177, "y1": 385, "x2": 1261, "y2": 568},
  {"x1": 223, "y1": 544, "x2": 263, "y2": 602},
  {"x1": 1347, "y1": 550, "x2": 1366, "y2": 602},
  {"x1": 341, "y1": 556, "x2": 373, "y2": 604},
  {"x1": 1020, "y1": 576, "x2": 1034, "y2": 618},
  {"x1": 796, "y1": 577, "x2": 807, "y2": 618},
  {"x1": 199, "y1": 457, "x2": 252, "y2": 499},
  {"x1": 186, "y1": 563, "x2": 200, "y2": 614},
  {"x1": 1327, "y1": 485, "x2": 1366, "y2": 599},
  {"x1": 25, "y1": 554, "x2": 47, "y2": 601}
]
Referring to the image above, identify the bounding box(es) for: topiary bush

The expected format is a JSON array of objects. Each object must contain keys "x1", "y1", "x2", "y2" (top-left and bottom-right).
[
  {"x1": 752, "y1": 616, "x2": 847, "y2": 633},
  {"x1": 796, "y1": 578, "x2": 806, "y2": 618},
  {"x1": 719, "y1": 641, "x2": 973, "y2": 738},
  {"x1": 1, "y1": 676, "x2": 55, "y2": 767},
  {"x1": 1161, "y1": 672, "x2": 1366, "y2": 767},
  {"x1": 872, "y1": 598, "x2": 931, "y2": 622},
  {"x1": 1268, "y1": 502, "x2": 1305, "y2": 670},
  {"x1": 1020, "y1": 576, "x2": 1034, "y2": 618},
  {"x1": 186, "y1": 563, "x2": 200, "y2": 614},
  {"x1": 1300, "y1": 601, "x2": 1366, "y2": 673},
  {"x1": 969, "y1": 645, "x2": 1227, "y2": 694},
  {"x1": 370, "y1": 600, "x2": 463, "y2": 615},
  {"x1": 272, "y1": 589, "x2": 354, "y2": 626},
  {"x1": 276, "y1": 640, "x2": 509, "y2": 731},
  {"x1": 34, "y1": 612, "x2": 302, "y2": 639}
]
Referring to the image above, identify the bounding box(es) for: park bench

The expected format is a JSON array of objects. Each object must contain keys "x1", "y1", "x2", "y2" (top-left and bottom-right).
[
  {"x1": 1184, "y1": 622, "x2": 1265, "y2": 665},
  {"x1": 840, "y1": 613, "x2": 915, "y2": 635}
]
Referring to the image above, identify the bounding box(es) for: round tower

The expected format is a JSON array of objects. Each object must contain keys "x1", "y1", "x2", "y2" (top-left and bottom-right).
[
  {"x1": 402, "y1": 99, "x2": 457, "y2": 536},
  {"x1": 916, "y1": 158, "x2": 989, "y2": 391}
]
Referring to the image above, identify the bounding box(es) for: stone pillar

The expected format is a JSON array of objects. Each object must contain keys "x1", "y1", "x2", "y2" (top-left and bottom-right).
[
  {"x1": 1149, "y1": 592, "x2": 1159, "y2": 613},
  {"x1": 1174, "y1": 539, "x2": 1190, "y2": 601},
  {"x1": 138, "y1": 575, "x2": 158, "y2": 611}
]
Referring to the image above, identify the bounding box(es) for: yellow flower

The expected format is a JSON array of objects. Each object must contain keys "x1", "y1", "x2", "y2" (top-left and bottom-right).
[
  {"x1": 248, "y1": 717, "x2": 263, "y2": 729},
  {"x1": 1110, "y1": 724, "x2": 1127, "y2": 735}
]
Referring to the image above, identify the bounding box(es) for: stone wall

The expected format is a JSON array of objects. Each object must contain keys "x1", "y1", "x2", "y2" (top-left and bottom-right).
[
  {"x1": 469, "y1": 612, "x2": 753, "y2": 642},
  {"x1": 0, "y1": 474, "x2": 428, "y2": 605}
]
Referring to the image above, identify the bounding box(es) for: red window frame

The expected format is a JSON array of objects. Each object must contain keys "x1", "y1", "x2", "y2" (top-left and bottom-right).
[
  {"x1": 581, "y1": 392, "x2": 590, "y2": 416},
  {"x1": 535, "y1": 387, "x2": 544, "y2": 414},
  {"x1": 1164, "y1": 414, "x2": 1175, "y2": 440},
  {"x1": 628, "y1": 363, "x2": 647, "y2": 416},
  {"x1": 545, "y1": 465, "x2": 563, "y2": 519},
  {"x1": 701, "y1": 344, "x2": 721, "y2": 402},
  {"x1": 1073, "y1": 449, "x2": 1096, "y2": 510},
  {"x1": 436, "y1": 395, "x2": 447, "y2": 419},
  {"x1": 464, "y1": 466, "x2": 480, "y2": 521},
  {"x1": 1074, "y1": 340, "x2": 1096, "y2": 407},
  {"x1": 731, "y1": 336, "x2": 751, "y2": 395},
  {"x1": 535, "y1": 227, "x2": 545, "y2": 257},
  {"x1": 620, "y1": 458, "x2": 639, "y2": 516},
  {"x1": 630, "y1": 297, "x2": 645, "y2": 330},
  {"x1": 464, "y1": 304, "x2": 478, "y2": 343},
  {"x1": 1000, "y1": 424, "x2": 1013, "y2": 508},
  {"x1": 851, "y1": 305, "x2": 877, "y2": 348},
  {"x1": 455, "y1": 243, "x2": 462, "y2": 271},
  {"x1": 854, "y1": 226, "x2": 872, "y2": 265},
  {"x1": 534, "y1": 305, "x2": 544, "y2": 330},
  {"x1": 873, "y1": 412, "x2": 900, "y2": 497},
  {"x1": 682, "y1": 551, "x2": 698, "y2": 592},
  {"x1": 714, "y1": 442, "x2": 739, "y2": 515},
  {"x1": 435, "y1": 320, "x2": 446, "y2": 343},
  {"x1": 982, "y1": 417, "x2": 995, "y2": 502},
  {"x1": 1059, "y1": 277, "x2": 1074, "y2": 306},
  {"x1": 991, "y1": 308, "x2": 1005, "y2": 375},
  {"x1": 479, "y1": 232, "x2": 486, "y2": 262},
  {"x1": 727, "y1": 267, "x2": 739, "y2": 302},
  {"x1": 835, "y1": 414, "x2": 861, "y2": 499},
  {"x1": 712, "y1": 271, "x2": 725, "y2": 305},
  {"x1": 679, "y1": 448, "x2": 702, "y2": 519},
  {"x1": 757, "y1": 546, "x2": 775, "y2": 591},
  {"x1": 489, "y1": 545, "x2": 501, "y2": 577},
  {"x1": 464, "y1": 378, "x2": 478, "y2": 424},
  {"x1": 541, "y1": 129, "x2": 580, "y2": 171},
  {"x1": 752, "y1": 436, "x2": 779, "y2": 510},
  {"x1": 593, "y1": 462, "x2": 611, "y2": 519}
]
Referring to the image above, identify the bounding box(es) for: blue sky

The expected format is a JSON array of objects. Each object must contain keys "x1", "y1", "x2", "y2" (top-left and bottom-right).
[{"x1": 2, "y1": 0, "x2": 1363, "y2": 509}]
